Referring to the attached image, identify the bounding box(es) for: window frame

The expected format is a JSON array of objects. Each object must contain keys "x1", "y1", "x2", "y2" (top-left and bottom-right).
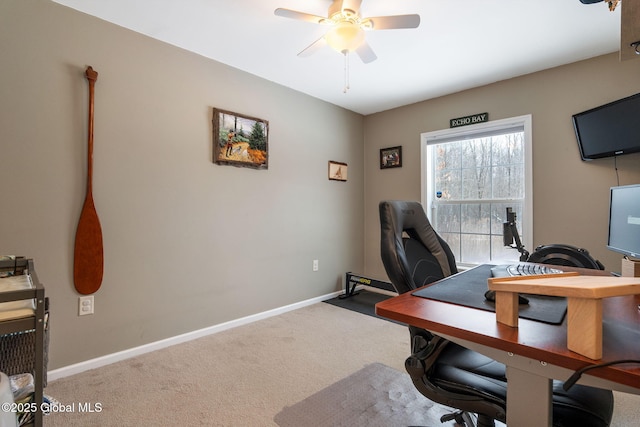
[{"x1": 420, "y1": 114, "x2": 533, "y2": 268}]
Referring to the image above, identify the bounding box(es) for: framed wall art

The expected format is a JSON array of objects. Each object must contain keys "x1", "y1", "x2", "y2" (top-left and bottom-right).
[
  {"x1": 212, "y1": 108, "x2": 268, "y2": 169},
  {"x1": 328, "y1": 161, "x2": 347, "y2": 182},
  {"x1": 380, "y1": 146, "x2": 402, "y2": 169}
]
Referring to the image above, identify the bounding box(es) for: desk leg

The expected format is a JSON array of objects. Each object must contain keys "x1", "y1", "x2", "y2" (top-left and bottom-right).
[{"x1": 506, "y1": 366, "x2": 552, "y2": 427}]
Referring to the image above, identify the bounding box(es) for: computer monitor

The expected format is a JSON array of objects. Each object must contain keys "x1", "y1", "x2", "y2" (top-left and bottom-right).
[{"x1": 607, "y1": 184, "x2": 640, "y2": 259}]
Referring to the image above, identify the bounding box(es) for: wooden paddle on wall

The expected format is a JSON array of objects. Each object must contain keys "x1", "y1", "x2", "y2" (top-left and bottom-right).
[{"x1": 74, "y1": 66, "x2": 104, "y2": 295}]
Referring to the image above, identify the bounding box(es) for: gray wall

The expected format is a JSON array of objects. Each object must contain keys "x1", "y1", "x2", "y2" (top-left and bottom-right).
[
  {"x1": 363, "y1": 53, "x2": 640, "y2": 281},
  {"x1": 1, "y1": 1, "x2": 364, "y2": 369}
]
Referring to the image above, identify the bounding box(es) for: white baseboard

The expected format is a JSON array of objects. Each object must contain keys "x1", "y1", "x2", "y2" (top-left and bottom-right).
[{"x1": 47, "y1": 290, "x2": 344, "y2": 381}]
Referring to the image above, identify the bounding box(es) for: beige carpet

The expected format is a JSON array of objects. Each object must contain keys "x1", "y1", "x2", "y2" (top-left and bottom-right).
[
  {"x1": 43, "y1": 303, "x2": 411, "y2": 426},
  {"x1": 42, "y1": 301, "x2": 640, "y2": 426}
]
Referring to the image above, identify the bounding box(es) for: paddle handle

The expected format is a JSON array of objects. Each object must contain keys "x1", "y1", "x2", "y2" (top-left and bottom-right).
[{"x1": 85, "y1": 66, "x2": 98, "y2": 196}]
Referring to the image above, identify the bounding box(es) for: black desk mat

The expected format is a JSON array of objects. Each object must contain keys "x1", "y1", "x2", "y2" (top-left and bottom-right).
[{"x1": 412, "y1": 264, "x2": 567, "y2": 325}]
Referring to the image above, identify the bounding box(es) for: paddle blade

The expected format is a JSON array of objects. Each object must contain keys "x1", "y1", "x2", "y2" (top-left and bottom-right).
[{"x1": 74, "y1": 198, "x2": 104, "y2": 295}]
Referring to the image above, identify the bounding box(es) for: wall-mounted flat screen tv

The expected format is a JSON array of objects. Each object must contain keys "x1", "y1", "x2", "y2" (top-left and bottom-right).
[{"x1": 572, "y1": 92, "x2": 640, "y2": 161}]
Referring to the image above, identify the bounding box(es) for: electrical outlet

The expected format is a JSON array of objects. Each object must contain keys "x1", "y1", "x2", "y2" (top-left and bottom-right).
[
  {"x1": 313, "y1": 259, "x2": 319, "y2": 271},
  {"x1": 79, "y1": 295, "x2": 94, "y2": 316}
]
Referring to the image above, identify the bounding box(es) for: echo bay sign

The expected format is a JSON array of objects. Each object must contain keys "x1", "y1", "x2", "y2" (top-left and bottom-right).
[{"x1": 450, "y1": 112, "x2": 488, "y2": 128}]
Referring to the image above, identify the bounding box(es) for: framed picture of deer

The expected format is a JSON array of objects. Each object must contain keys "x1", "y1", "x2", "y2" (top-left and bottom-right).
[
  {"x1": 212, "y1": 108, "x2": 268, "y2": 169},
  {"x1": 328, "y1": 161, "x2": 348, "y2": 182}
]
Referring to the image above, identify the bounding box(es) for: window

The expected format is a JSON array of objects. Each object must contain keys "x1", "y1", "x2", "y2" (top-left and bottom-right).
[{"x1": 421, "y1": 115, "x2": 532, "y2": 267}]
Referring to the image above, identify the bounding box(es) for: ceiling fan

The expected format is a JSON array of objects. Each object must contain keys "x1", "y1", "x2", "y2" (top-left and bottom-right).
[
  {"x1": 579, "y1": 0, "x2": 640, "y2": 60},
  {"x1": 274, "y1": 0, "x2": 420, "y2": 64}
]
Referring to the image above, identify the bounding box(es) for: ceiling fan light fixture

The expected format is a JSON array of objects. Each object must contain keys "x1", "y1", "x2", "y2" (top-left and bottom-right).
[{"x1": 325, "y1": 21, "x2": 365, "y2": 53}]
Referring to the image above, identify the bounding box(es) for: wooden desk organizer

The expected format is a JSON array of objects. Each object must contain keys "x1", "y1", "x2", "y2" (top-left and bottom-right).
[
  {"x1": 488, "y1": 273, "x2": 640, "y2": 360},
  {"x1": 622, "y1": 257, "x2": 640, "y2": 277}
]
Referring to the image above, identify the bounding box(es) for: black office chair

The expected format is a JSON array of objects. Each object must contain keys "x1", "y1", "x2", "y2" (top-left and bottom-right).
[
  {"x1": 528, "y1": 244, "x2": 605, "y2": 270},
  {"x1": 379, "y1": 200, "x2": 614, "y2": 427}
]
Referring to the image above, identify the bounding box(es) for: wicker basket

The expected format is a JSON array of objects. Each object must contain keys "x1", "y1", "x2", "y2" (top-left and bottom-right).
[{"x1": 0, "y1": 311, "x2": 49, "y2": 387}]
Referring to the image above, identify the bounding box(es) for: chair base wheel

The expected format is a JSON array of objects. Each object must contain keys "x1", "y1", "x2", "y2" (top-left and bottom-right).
[{"x1": 439, "y1": 411, "x2": 494, "y2": 427}]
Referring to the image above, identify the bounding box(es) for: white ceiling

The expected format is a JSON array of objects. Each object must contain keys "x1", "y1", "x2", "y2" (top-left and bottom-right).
[{"x1": 52, "y1": 0, "x2": 622, "y2": 115}]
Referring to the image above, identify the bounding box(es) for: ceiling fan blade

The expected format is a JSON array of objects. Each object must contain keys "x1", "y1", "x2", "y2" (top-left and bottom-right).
[
  {"x1": 298, "y1": 36, "x2": 327, "y2": 57},
  {"x1": 331, "y1": 0, "x2": 363, "y2": 15},
  {"x1": 366, "y1": 14, "x2": 421, "y2": 30},
  {"x1": 355, "y1": 41, "x2": 377, "y2": 63},
  {"x1": 274, "y1": 8, "x2": 327, "y2": 24},
  {"x1": 620, "y1": 0, "x2": 640, "y2": 61}
]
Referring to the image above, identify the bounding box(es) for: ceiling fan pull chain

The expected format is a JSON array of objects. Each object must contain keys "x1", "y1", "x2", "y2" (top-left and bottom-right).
[{"x1": 343, "y1": 49, "x2": 350, "y2": 93}]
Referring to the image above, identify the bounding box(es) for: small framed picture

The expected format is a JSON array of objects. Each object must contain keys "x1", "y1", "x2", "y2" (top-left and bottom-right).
[
  {"x1": 328, "y1": 161, "x2": 347, "y2": 182},
  {"x1": 380, "y1": 146, "x2": 402, "y2": 169}
]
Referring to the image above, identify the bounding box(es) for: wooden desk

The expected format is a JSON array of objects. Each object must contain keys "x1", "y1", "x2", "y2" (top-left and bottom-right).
[{"x1": 375, "y1": 267, "x2": 640, "y2": 426}]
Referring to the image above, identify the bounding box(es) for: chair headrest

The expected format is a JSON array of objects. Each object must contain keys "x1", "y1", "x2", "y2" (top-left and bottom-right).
[{"x1": 379, "y1": 200, "x2": 452, "y2": 293}]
